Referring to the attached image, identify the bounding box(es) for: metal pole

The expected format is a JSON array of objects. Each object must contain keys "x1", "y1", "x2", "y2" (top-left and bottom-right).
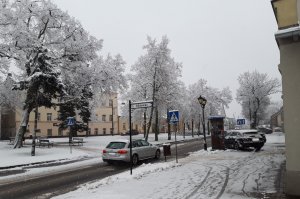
[
  {"x1": 183, "y1": 122, "x2": 185, "y2": 139},
  {"x1": 167, "y1": 109, "x2": 171, "y2": 140},
  {"x1": 175, "y1": 122, "x2": 178, "y2": 163},
  {"x1": 144, "y1": 111, "x2": 146, "y2": 138},
  {"x1": 129, "y1": 100, "x2": 133, "y2": 175},
  {"x1": 111, "y1": 99, "x2": 114, "y2": 136},
  {"x1": 202, "y1": 107, "x2": 207, "y2": 151}
]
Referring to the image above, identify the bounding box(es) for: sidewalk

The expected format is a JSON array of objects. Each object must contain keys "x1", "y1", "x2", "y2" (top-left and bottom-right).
[
  {"x1": 0, "y1": 133, "x2": 286, "y2": 199},
  {"x1": 53, "y1": 133, "x2": 286, "y2": 199}
]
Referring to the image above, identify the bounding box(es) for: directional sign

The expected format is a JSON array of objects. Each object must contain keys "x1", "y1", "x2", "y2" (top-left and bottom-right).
[
  {"x1": 131, "y1": 100, "x2": 153, "y2": 109},
  {"x1": 168, "y1": 110, "x2": 179, "y2": 124},
  {"x1": 237, "y1": 119, "x2": 245, "y2": 125},
  {"x1": 67, "y1": 117, "x2": 75, "y2": 126},
  {"x1": 131, "y1": 102, "x2": 152, "y2": 109}
]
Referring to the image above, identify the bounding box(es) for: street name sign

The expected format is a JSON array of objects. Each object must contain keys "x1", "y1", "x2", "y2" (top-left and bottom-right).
[{"x1": 131, "y1": 100, "x2": 153, "y2": 109}]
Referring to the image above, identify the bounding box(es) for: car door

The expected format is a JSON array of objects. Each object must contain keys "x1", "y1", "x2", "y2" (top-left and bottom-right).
[
  {"x1": 134, "y1": 140, "x2": 147, "y2": 160},
  {"x1": 140, "y1": 140, "x2": 153, "y2": 158},
  {"x1": 228, "y1": 132, "x2": 237, "y2": 148}
]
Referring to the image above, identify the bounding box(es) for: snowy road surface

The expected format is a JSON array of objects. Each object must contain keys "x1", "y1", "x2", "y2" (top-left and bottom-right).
[{"x1": 53, "y1": 133, "x2": 285, "y2": 199}]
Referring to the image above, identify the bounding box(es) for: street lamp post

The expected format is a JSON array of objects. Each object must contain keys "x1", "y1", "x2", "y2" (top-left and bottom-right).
[
  {"x1": 111, "y1": 99, "x2": 114, "y2": 136},
  {"x1": 198, "y1": 95, "x2": 207, "y2": 151}
]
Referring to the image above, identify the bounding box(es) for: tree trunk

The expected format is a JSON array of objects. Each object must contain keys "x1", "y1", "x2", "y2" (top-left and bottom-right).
[
  {"x1": 145, "y1": 67, "x2": 157, "y2": 141},
  {"x1": 14, "y1": 108, "x2": 31, "y2": 148},
  {"x1": 145, "y1": 105, "x2": 154, "y2": 141},
  {"x1": 86, "y1": 121, "x2": 89, "y2": 137}
]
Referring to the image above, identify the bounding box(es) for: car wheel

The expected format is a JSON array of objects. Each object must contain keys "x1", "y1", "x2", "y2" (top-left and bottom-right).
[
  {"x1": 234, "y1": 142, "x2": 240, "y2": 150},
  {"x1": 255, "y1": 146, "x2": 262, "y2": 152},
  {"x1": 132, "y1": 154, "x2": 139, "y2": 166},
  {"x1": 155, "y1": 149, "x2": 161, "y2": 159}
]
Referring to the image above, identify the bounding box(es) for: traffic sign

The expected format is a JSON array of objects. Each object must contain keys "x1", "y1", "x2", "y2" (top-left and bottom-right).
[
  {"x1": 168, "y1": 110, "x2": 179, "y2": 123},
  {"x1": 237, "y1": 119, "x2": 245, "y2": 125},
  {"x1": 131, "y1": 102, "x2": 152, "y2": 109},
  {"x1": 67, "y1": 117, "x2": 75, "y2": 126}
]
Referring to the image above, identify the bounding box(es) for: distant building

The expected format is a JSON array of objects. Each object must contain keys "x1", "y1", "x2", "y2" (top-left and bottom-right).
[
  {"x1": 270, "y1": 107, "x2": 284, "y2": 132},
  {"x1": 1, "y1": 93, "x2": 126, "y2": 138},
  {"x1": 271, "y1": 0, "x2": 300, "y2": 196}
]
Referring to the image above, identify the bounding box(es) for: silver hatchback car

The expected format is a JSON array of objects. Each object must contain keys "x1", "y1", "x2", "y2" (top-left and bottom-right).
[{"x1": 102, "y1": 139, "x2": 161, "y2": 165}]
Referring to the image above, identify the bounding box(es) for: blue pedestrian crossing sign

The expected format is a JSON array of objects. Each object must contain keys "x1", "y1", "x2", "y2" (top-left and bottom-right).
[
  {"x1": 168, "y1": 110, "x2": 179, "y2": 124},
  {"x1": 67, "y1": 117, "x2": 75, "y2": 126}
]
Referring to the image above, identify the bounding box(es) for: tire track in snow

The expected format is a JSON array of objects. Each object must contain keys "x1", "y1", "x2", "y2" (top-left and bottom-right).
[
  {"x1": 184, "y1": 166, "x2": 213, "y2": 199},
  {"x1": 184, "y1": 163, "x2": 230, "y2": 199},
  {"x1": 215, "y1": 166, "x2": 229, "y2": 199}
]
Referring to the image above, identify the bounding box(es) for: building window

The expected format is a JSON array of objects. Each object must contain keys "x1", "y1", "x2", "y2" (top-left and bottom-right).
[
  {"x1": 88, "y1": 128, "x2": 91, "y2": 135},
  {"x1": 47, "y1": 129, "x2": 52, "y2": 136},
  {"x1": 37, "y1": 113, "x2": 41, "y2": 121},
  {"x1": 123, "y1": 123, "x2": 126, "y2": 130},
  {"x1": 103, "y1": 128, "x2": 106, "y2": 135},
  {"x1": 47, "y1": 113, "x2": 52, "y2": 121},
  {"x1": 94, "y1": 128, "x2": 98, "y2": 135},
  {"x1": 109, "y1": 115, "x2": 113, "y2": 122},
  {"x1": 109, "y1": 99, "x2": 113, "y2": 107},
  {"x1": 110, "y1": 128, "x2": 113, "y2": 134},
  {"x1": 58, "y1": 128, "x2": 63, "y2": 136},
  {"x1": 135, "y1": 124, "x2": 138, "y2": 130},
  {"x1": 102, "y1": 115, "x2": 106, "y2": 121}
]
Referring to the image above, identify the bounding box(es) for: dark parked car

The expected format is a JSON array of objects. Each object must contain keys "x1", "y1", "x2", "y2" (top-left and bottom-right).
[
  {"x1": 224, "y1": 129, "x2": 266, "y2": 151},
  {"x1": 121, "y1": 130, "x2": 140, "y2": 136},
  {"x1": 257, "y1": 126, "x2": 273, "y2": 134}
]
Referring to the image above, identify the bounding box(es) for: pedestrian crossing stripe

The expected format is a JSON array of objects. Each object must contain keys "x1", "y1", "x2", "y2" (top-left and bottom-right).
[{"x1": 170, "y1": 112, "x2": 179, "y2": 122}]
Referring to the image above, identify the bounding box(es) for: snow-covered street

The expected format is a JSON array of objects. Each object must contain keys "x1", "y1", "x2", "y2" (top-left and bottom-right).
[{"x1": 51, "y1": 132, "x2": 285, "y2": 199}]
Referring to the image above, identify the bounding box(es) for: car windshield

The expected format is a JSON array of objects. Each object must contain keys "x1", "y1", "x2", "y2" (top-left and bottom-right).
[
  {"x1": 106, "y1": 142, "x2": 127, "y2": 149},
  {"x1": 243, "y1": 132, "x2": 258, "y2": 135}
]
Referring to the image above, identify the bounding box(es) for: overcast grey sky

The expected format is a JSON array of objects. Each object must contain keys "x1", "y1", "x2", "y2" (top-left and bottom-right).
[{"x1": 52, "y1": 0, "x2": 281, "y2": 118}]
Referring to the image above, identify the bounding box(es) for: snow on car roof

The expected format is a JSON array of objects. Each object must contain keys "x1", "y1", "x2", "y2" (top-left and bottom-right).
[
  {"x1": 231, "y1": 129, "x2": 258, "y2": 133},
  {"x1": 108, "y1": 139, "x2": 130, "y2": 143}
]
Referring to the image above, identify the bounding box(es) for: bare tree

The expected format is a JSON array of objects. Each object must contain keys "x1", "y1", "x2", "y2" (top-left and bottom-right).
[
  {"x1": 126, "y1": 36, "x2": 182, "y2": 141},
  {"x1": 236, "y1": 71, "x2": 281, "y2": 128}
]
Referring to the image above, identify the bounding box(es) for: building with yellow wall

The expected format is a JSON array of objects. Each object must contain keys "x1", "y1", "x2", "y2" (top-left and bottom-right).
[
  {"x1": 272, "y1": 0, "x2": 300, "y2": 196},
  {"x1": 1, "y1": 94, "x2": 125, "y2": 138}
]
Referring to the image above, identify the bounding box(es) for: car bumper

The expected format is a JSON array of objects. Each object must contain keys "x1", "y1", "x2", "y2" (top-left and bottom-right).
[
  {"x1": 240, "y1": 141, "x2": 264, "y2": 148},
  {"x1": 102, "y1": 154, "x2": 130, "y2": 162}
]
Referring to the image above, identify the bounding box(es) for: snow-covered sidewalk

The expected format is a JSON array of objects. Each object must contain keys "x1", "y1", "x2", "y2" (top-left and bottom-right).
[
  {"x1": 0, "y1": 133, "x2": 196, "y2": 168},
  {"x1": 53, "y1": 132, "x2": 285, "y2": 199}
]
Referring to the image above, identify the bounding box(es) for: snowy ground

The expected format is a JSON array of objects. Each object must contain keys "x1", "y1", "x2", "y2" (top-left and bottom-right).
[
  {"x1": 0, "y1": 133, "x2": 195, "y2": 168},
  {"x1": 51, "y1": 132, "x2": 285, "y2": 199},
  {"x1": 0, "y1": 133, "x2": 285, "y2": 199},
  {"x1": 0, "y1": 133, "x2": 196, "y2": 184}
]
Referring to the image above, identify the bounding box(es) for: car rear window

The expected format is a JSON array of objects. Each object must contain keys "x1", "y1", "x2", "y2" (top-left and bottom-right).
[
  {"x1": 106, "y1": 142, "x2": 127, "y2": 149},
  {"x1": 243, "y1": 132, "x2": 258, "y2": 135}
]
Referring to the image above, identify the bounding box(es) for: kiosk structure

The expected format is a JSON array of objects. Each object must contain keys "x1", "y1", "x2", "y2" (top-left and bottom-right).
[{"x1": 208, "y1": 116, "x2": 225, "y2": 150}]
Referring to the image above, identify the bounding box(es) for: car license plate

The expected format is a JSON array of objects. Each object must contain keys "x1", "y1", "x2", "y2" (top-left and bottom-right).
[
  {"x1": 252, "y1": 138, "x2": 259, "y2": 142},
  {"x1": 108, "y1": 152, "x2": 116, "y2": 156}
]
